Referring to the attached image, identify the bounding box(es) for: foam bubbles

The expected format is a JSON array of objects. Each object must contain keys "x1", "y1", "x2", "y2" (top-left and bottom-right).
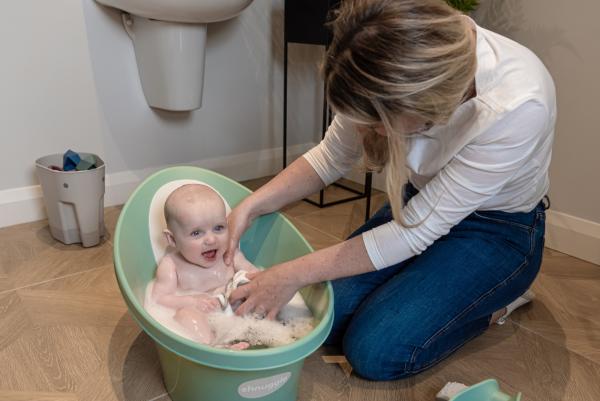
[{"x1": 144, "y1": 280, "x2": 315, "y2": 348}]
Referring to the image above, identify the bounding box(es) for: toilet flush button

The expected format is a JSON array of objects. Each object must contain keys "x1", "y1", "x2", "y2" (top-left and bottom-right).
[{"x1": 238, "y1": 372, "x2": 292, "y2": 399}]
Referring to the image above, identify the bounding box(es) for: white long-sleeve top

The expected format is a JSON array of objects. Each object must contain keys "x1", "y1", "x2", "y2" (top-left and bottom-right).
[{"x1": 303, "y1": 23, "x2": 556, "y2": 270}]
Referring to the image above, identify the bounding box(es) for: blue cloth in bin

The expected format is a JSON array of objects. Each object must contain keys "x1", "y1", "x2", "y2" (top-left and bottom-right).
[
  {"x1": 63, "y1": 149, "x2": 81, "y2": 171},
  {"x1": 62, "y1": 150, "x2": 97, "y2": 171}
]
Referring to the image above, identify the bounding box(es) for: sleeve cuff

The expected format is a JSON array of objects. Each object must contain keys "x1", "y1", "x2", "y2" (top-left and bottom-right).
[
  {"x1": 362, "y1": 230, "x2": 388, "y2": 270},
  {"x1": 361, "y1": 222, "x2": 417, "y2": 270},
  {"x1": 302, "y1": 149, "x2": 339, "y2": 186}
]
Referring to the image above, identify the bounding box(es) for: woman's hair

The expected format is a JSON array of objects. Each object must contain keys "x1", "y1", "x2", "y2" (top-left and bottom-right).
[{"x1": 324, "y1": 0, "x2": 477, "y2": 226}]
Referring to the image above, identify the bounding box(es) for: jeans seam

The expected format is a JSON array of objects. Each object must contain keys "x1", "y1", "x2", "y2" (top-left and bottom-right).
[
  {"x1": 408, "y1": 214, "x2": 538, "y2": 367},
  {"x1": 472, "y1": 211, "x2": 534, "y2": 232},
  {"x1": 404, "y1": 326, "x2": 487, "y2": 376}
]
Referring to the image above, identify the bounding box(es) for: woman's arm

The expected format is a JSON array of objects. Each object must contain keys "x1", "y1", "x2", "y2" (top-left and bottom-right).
[
  {"x1": 224, "y1": 156, "x2": 325, "y2": 265},
  {"x1": 246, "y1": 156, "x2": 325, "y2": 217},
  {"x1": 225, "y1": 115, "x2": 362, "y2": 265},
  {"x1": 229, "y1": 235, "x2": 375, "y2": 319},
  {"x1": 365, "y1": 101, "x2": 551, "y2": 268}
]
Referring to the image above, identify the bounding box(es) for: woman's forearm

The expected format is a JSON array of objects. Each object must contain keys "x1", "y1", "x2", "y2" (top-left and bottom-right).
[
  {"x1": 279, "y1": 235, "x2": 376, "y2": 287},
  {"x1": 245, "y1": 157, "x2": 325, "y2": 217},
  {"x1": 229, "y1": 235, "x2": 377, "y2": 318}
]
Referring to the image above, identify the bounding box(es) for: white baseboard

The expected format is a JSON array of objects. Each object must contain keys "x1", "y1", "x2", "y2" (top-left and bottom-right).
[
  {"x1": 9, "y1": 149, "x2": 598, "y2": 267},
  {"x1": 545, "y1": 210, "x2": 600, "y2": 266},
  {"x1": 0, "y1": 143, "x2": 314, "y2": 228}
]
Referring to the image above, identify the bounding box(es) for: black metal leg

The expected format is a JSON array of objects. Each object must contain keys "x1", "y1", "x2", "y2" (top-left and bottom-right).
[
  {"x1": 283, "y1": 40, "x2": 288, "y2": 169},
  {"x1": 283, "y1": 40, "x2": 372, "y2": 222},
  {"x1": 316, "y1": 71, "x2": 330, "y2": 206},
  {"x1": 364, "y1": 172, "x2": 373, "y2": 221}
]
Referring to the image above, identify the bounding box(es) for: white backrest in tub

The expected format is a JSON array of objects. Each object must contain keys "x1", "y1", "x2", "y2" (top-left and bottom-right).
[{"x1": 148, "y1": 179, "x2": 232, "y2": 263}]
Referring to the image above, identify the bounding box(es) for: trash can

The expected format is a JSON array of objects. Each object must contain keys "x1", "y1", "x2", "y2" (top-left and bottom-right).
[{"x1": 35, "y1": 153, "x2": 106, "y2": 247}]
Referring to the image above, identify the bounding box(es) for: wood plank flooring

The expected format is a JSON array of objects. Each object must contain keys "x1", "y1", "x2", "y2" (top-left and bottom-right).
[{"x1": 0, "y1": 177, "x2": 599, "y2": 401}]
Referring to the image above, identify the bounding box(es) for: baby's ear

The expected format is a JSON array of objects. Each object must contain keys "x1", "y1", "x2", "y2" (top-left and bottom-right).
[{"x1": 163, "y1": 229, "x2": 176, "y2": 247}]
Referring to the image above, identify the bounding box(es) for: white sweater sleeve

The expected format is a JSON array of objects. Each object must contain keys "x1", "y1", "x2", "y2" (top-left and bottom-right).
[
  {"x1": 302, "y1": 115, "x2": 363, "y2": 186},
  {"x1": 363, "y1": 101, "x2": 549, "y2": 269}
]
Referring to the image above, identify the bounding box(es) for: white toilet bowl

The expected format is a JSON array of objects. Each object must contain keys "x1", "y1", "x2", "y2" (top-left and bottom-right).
[{"x1": 121, "y1": 15, "x2": 207, "y2": 111}]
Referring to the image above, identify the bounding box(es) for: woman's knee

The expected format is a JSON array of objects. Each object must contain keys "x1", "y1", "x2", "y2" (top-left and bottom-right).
[{"x1": 341, "y1": 331, "x2": 419, "y2": 381}]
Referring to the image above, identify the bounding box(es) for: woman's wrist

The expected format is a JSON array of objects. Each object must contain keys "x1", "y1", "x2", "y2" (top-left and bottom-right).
[
  {"x1": 244, "y1": 189, "x2": 279, "y2": 218},
  {"x1": 238, "y1": 194, "x2": 263, "y2": 221},
  {"x1": 276, "y1": 259, "x2": 312, "y2": 288}
]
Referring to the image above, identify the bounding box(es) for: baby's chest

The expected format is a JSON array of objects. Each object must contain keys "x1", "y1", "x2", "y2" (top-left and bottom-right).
[{"x1": 176, "y1": 264, "x2": 233, "y2": 293}]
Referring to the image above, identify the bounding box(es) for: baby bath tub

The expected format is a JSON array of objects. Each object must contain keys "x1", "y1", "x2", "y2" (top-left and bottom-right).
[{"x1": 113, "y1": 166, "x2": 333, "y2": 401}]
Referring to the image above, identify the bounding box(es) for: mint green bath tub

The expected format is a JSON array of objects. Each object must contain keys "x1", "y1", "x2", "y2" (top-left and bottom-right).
[{"x1": 113, "y1": 167, "x2": 334, "y2": 401}]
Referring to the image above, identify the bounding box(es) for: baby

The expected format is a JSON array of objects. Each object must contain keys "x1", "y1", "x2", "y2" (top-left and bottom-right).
[{"x1": 151, "y1": 183, "x2": 259, "y2": 348}]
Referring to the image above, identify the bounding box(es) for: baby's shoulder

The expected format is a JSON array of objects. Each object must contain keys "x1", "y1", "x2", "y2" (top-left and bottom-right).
[{"x1": 157, "y1": 251, "x2": 182, "y2": 271}]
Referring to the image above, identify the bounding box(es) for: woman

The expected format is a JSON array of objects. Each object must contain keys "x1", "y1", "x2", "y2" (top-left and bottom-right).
[{"x1": 225, "y1": 0, "x2": 555, "y2": 381}]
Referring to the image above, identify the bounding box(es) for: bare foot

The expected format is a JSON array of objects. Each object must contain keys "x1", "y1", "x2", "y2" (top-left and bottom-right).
[{"x1": 228, "y1": 341, "x2": 250, "y2": 350}]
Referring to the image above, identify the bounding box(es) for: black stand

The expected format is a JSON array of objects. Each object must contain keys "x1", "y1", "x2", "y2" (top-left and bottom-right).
[{"x1": 282, "y1": 0, "x2": 373, "y2": 222}]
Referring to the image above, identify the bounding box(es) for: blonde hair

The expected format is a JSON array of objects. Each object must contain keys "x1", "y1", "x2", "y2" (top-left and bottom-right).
[{"x1": 324, "y1": 0, "x2": 477, "y2": 226}]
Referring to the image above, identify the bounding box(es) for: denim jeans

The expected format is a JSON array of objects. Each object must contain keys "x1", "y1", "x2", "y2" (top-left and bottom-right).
[{"x1": 325, "y1": 183, "x2": 546, "y2": 381}]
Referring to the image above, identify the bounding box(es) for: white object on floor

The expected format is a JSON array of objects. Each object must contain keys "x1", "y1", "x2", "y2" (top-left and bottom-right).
[
  {"x1": 496, "y1": 289, "x2": 535, "y2": 325},
  {"x1": 436, "y1": 382, "x2": 469, "y2": 401}
]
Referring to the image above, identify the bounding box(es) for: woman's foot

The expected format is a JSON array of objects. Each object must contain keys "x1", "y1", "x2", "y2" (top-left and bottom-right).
[{"x1": 491, "y1": 289, "x2": 535, "y2": 325}]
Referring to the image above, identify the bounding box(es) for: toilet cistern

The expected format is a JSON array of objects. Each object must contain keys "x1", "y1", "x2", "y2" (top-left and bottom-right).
[{"x1": 94, "y1": 0, "x2": 254, "y2": 111}]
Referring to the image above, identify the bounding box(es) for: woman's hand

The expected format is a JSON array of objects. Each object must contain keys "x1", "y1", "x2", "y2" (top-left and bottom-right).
[
  {"x1": 228, "y1": 265, "x2": 301, "y2": 320},
  {"x1": 224, "y1": 200, "x2": 256, "y2": 266}
]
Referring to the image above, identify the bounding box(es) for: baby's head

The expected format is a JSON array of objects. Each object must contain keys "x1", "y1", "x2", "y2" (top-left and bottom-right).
[{"x1": 163, "y1": 184, "x2": 228, "y2": 268}]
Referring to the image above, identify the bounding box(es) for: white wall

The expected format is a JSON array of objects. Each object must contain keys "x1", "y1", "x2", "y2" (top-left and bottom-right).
[
  {"x1": 0, "y1": 0, "x2": 106, "y2": 191},
  {"x1": 0, "y1": 0, "x2": 326, "y2": 226},
  {"x1": 2, "y1": 0, "x2": 598, "y2": 264},
  {"x1": 474, "y1": 0, "x2": 600, "y2": 264}
]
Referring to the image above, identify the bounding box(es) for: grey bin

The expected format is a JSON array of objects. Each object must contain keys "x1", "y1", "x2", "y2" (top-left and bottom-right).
[{"x1": 35, "y1": 153, "x2": 106, "y2": 247}]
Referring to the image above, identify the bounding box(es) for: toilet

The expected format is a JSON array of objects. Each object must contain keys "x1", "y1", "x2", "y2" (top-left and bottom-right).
[{"x1": 93, "y1": 0, "x2": 254, "y2": 111}]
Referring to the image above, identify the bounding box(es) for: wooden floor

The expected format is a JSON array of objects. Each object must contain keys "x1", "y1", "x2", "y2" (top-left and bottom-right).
[{"x1": 1, "y1": 177, "x2": 599, "y2": 401}]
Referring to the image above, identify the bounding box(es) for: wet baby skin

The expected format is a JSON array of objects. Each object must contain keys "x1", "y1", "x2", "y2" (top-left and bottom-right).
[{"x1": 152, "y1": 184, "x2": 258, "y2": 347}]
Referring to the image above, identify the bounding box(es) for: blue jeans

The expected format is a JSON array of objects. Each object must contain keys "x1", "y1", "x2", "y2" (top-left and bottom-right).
[{"x1": 325, "y1": 183, "x2": 546, "y2": 381}]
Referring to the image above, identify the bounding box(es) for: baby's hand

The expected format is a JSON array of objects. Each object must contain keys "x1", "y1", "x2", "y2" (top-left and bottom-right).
[{"x1": 193, "y1": 294, "x2": 221, "y2": 312}]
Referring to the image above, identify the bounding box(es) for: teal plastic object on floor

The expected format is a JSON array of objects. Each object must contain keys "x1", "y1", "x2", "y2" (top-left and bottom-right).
[
  {"x1": 113, "y1": 166, "x2": 334, "y2": 401},
  {"x1": 451, "y1": 379, "x2": 522, "y2": 401}
]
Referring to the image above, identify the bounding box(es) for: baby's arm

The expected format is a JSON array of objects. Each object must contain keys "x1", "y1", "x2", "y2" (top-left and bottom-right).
[
  {"x1": 152, "y1": 255, "x2": 220, "y2": 312},
  {"x1": 233, "y1": 249, "x2": 260, "y2": 273}
]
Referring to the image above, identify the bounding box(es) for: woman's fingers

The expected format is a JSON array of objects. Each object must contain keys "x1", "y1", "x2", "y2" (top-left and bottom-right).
[
  {"x1": 224, "y1": 206, "x2": 252, "y2": 266},
  {"x1": 227, "y1": 266, "x2": 299, "y2": 321},
  {"x1": 266, "y1": 308, "x2": 279, "y2": 321},
  {"x1": 224, "y1": 214, "x2": 243, "y2": 265},
  {"x1": 223, "y1": 236, "x2": 239, "y2": 266},
  {"x1": 246, "y1": 270, "x2": 260, "y2": 280},
  {"x1": 228, "y1": 279, "x2": 269, "y2": 317}
]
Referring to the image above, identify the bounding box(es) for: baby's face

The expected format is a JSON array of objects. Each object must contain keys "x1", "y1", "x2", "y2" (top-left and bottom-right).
[{"x1": 170, "y1": 196, "x2": 229, "y2": 268}]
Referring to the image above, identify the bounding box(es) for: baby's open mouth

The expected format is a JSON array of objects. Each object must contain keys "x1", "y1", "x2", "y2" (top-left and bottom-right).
[{"x1": 202, "y1": 249, "x2": 217, "y2": 260}]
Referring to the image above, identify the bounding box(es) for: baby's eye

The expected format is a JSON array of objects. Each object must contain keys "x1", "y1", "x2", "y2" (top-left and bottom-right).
[
  {"x1": 214, "y1": 225, "x2": 226, "y2": 233},
  {"x1": 191, "y1": 230, "x2": 203, "y2": 237}
]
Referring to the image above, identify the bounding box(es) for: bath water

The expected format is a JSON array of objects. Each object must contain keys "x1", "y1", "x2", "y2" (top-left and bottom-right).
[{"x1": 144, "y1": 280, "x2": 315, "y2": 348}]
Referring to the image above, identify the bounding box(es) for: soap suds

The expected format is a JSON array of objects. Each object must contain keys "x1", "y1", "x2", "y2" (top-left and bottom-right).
[{"x1": 144, "y1": 280, "x2": 315, "y2": 348}]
